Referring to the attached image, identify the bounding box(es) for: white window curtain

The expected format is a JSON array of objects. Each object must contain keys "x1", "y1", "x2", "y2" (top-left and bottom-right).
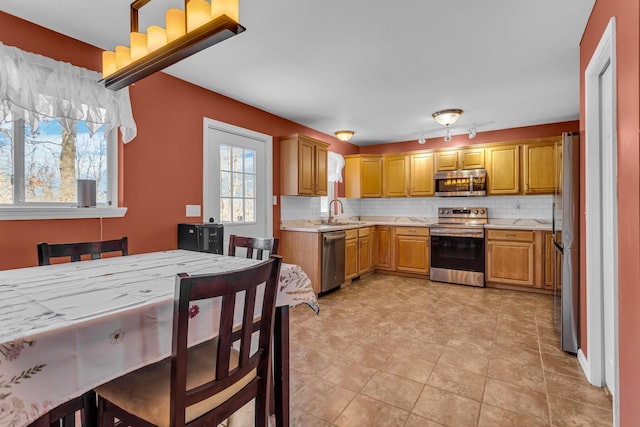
[
  {"x1": 328, "y1": 151, "x2": 345, "y2": 183},
  {"x1": 0, "y1": 42, "x2": 137, "y2": 142}
]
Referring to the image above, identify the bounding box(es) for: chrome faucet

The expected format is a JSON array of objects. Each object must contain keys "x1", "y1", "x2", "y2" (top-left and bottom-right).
[{"x1": 328, "y1": 199, "x2": 344, "y2": 224}]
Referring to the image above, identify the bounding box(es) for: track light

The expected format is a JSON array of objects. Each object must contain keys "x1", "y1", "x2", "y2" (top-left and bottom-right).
[
  {"x1": 444, "y1": 128, "x2": 452, "y2": 142},
  {"x1": 469, "y1": 126, "x2": 477, "y2": 139}
]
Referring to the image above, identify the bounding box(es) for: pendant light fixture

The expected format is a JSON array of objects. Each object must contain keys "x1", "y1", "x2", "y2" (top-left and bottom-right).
[
  {"x1": 102, "y1": 0, "x2": 246, "y2": 91},
  {"x1": 335, "y1": 130, "x2": 355, "y2": 142}
]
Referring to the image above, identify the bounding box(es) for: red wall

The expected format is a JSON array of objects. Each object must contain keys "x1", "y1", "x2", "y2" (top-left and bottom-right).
[
  {"x1": 0, "y1": 11, "x2": 358, "y2": 270},
  {"x1": 580, "y1": 0, "x2": 640, "y2": 424},
  {"x1": 360, "y1": 121, "x2": 579, "y2": 154}
]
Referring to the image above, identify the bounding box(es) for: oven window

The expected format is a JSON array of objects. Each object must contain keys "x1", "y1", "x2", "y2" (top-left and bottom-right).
[{"x1": 431, "y1": 235, "x2": 485, "y2": 272}]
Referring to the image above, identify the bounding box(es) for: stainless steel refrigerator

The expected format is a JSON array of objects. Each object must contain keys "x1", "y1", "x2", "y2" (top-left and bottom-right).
[{"x1": 552, "y1": 132, "x2": 580, "y2": 353}]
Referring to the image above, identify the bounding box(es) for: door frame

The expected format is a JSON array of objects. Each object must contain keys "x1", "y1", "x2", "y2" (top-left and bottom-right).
[
  {"x1": 583, "y1": 16, "x2": 619, "y2": 426},
  {"x1": 202, "y1": 118, "x2": 273, "y2": 244}
]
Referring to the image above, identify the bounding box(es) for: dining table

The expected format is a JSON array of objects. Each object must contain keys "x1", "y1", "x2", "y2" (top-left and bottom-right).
[{"x1": 0, "y1": 249, "x2": 319, "y2": 427}]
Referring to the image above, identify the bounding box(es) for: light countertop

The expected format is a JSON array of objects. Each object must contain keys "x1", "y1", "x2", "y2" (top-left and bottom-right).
[{"x1": 281, "y1": 217, "x2": 552, "y2": 232}]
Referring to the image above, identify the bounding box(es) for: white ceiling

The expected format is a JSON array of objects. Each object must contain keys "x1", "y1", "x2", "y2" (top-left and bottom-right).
[{"x1": 1, "y1": 0, "x2": 595, "y2": 145}]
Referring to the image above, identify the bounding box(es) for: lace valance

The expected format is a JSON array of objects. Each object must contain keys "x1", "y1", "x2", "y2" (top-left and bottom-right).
[
  {"x1": 0, "y1": 42, "x2": 137, "y2": 142},
  {"x1": 328, "y1": 151, "x2": 345, "y2": 183}
]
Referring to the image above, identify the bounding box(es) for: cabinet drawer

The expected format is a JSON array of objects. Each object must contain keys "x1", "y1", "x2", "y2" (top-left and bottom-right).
[
  {"x1": 345, "y1": 229, "x2": 358, "y2": 240},
  {"x1": 487, "y1": 229, "x2": 534, "y2": 242},
  {"x1": 395, "y1": 226, "x2": 429, "y2": 237},
  {"x1": 358, "y1": 227, "x2": 370, "y2": 238}
]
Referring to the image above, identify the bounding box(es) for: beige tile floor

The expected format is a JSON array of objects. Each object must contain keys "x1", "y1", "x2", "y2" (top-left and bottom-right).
[{"x1": 285, "y1": 273, "x2": 613, "y2": 427}]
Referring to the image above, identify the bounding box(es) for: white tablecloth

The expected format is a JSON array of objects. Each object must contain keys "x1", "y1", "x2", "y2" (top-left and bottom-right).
[{"x1": 0, "y1": 250, "x2": 317, "y2": 427}]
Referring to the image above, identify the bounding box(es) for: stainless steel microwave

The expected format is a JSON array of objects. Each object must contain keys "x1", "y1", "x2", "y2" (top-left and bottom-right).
[{"x1": 435, "y1": 169, "x2": 487, "y2": 197}]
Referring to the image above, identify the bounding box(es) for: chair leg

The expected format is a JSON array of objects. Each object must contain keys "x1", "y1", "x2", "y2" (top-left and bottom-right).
[
  {"x1": 81, "y1": 391, "x2": 97, "y2": 427},
  {"x1": 254, "y1": 395, "x2": 269, "y2": 427}
]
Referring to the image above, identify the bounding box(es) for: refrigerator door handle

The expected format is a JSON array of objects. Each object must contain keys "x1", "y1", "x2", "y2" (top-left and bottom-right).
[{"x1": 553, "y1": 240, "x2": 564, "y2": 254}]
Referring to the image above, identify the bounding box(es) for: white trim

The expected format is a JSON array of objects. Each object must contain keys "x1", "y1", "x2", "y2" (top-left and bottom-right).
[
  {"x1": 0, "y1": 206, "x2": 127, "y2": 220},
  {"x1": 202, "y1": 118, "x2": 273, "y2": 237},
  {"x1": 584, "y1": 17, "x2": 619, "y2": 426},
  {"x1": 578, "y1": 349, "x2": 590, "y2": 379}
]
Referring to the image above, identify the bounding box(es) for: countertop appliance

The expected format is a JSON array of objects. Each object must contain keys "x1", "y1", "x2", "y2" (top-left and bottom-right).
[
  {"x1": 321, "y1": 230, "x2": 346, "y2": 294},
  {"x1": 552, "y1": 132, "x2": 580, "y2": 354},
  {"x1": 177, "y1": 223, "x2": 224, "y2": 254},
  {"x1": 430, "y1": 207, "x2": 488, "y2": 287},
  {"x1": 435, "y1": 169, "x2": 487, "y2": 197}
]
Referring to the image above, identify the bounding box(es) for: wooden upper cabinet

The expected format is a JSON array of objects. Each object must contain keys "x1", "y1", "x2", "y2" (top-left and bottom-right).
[
  {"x1": 487, "y1": 145, "x2": 520, "y2": 195},
  {"x1": 523, "y1": 141, "x2": 558, "y2": 194},
  {"x1": 435, "y1": 149, "x2": 485, "y2": 171},
  {"x1": 280, "y1": 134, "x2": 330, "y2": 196},
  {"x1": 383, "y1": 155, "x2": 409, "y2": 197},
  {"x1": 435, "y1": 151, "x2": 458, "y2": 171},
  {"x1": 345, "y1": 155, "x2": 382, "y2": 198},
  {"x1": 459, "y1": 148, "x2": 485, "y2": 169},
  {"x1": 409, "y1": 153, "x2": 434, "y2": 196}
]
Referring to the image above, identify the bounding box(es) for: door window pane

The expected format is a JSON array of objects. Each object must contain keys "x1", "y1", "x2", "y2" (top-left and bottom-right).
[{"x1": 219, "y1": 144, "x2": 256, "y2": 224}]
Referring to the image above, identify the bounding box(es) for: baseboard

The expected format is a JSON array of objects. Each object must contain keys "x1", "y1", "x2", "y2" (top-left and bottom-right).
[{"x1": 577, "y1": 349, "x2": 592, "y2": 383}]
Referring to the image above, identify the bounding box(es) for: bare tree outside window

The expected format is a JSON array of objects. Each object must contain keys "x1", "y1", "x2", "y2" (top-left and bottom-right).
[
  {"x1": 0, "y1": 119, "x2": 108, "y2": 205},
  {"x1": 220, "y1": 144, "x2": 256, "y2": 223}
]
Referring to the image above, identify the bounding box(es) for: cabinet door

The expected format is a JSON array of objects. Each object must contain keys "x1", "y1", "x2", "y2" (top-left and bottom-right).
[
  {"x1": 435, "y1": 151, "x2": 458, "y2": 171},
  {"x1": 524, "y1": 143, "x2": 555, "y2": 194},
  {"x1": 362, "y1": 157, "x2": 383, "y2": 197},
  {"x1": 486, "y1": 240, "x2": 534, "y2": 286},
  {"x1": 396, "y1": 235, "x2": 429, "y2": 275},
  {"x1": 297, "y1": 138, "x2": 316, "y2": 195},
  {"x1": 358, "y1": 236, "x2": 371, "y2": 274},
  {"x1": 459, "y1": 148, "x2": 485, "y2": 169},
  {"x1": 315, "y1": 144, "x2": 328, "y2": 195},
  {"x1": 409, "y1": 153, "x2": 434, "y2": 196},
  {"x1": 383, "y1": 155, "x2": 408, "y2": 197},
  {"x1": 487, "y1": 145, "x2": 520, "y2": 195},
  {"x1": 373, "y1": 226, "x2": 392, "y2": 269},
  {"x1": 345, "y1": 237, "x2": 358, "y2": 280}
]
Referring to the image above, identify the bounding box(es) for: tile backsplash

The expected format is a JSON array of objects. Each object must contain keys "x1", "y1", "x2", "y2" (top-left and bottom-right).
[{"x1": 281, "y1": 195, "x2": 552, "y2": 221}]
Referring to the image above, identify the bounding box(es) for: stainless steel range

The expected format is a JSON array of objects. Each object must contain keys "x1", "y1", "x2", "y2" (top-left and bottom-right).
[{"x1": 430, "y1": 207, "x2": 488, "y2": 287}]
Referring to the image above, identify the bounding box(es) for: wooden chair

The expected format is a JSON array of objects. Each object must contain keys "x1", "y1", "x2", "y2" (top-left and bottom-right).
[
  {"x1": 94, "y1": 255, "x2": 283, "y2": 427},
  {"x1": 37, "y1": 237, "x2": 128, "y2": 266},
  {"x1": 29, "y1": 237, "x2": 129, "y2": 427},
  {"x1": 228, "y1": 235, "x2": 279, "y2": 260}
]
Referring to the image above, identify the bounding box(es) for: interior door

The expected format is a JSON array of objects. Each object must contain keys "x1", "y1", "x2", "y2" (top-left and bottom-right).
[
  {"x1": 203, "y1": 119, "x2": 273, "y2": 254},
  {"x1": 600, "y1": 62, "x2": 618, "y2": 394}
]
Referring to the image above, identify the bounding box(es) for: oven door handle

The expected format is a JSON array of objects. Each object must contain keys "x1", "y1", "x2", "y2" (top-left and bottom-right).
[{"x1": 430, "y1": 229, "x2": 485, "y2": 238}]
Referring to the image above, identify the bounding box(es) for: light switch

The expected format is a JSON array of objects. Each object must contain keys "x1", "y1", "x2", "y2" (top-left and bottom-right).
[
  {"x1": 272, "y1": 195, "x2": 278, "y2": 206},
  {"x1": 186, "y1": 204, "x2": 201, "y2": 217}
]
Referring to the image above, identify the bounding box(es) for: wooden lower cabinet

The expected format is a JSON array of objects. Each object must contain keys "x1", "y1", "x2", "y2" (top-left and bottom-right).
[
  {"x1": 486, "y1": 229, "x2": 546, "y2": 290},
  {"x1": 358, "y1": 227, "x2": 372, "y2": 275},
  {"x1": 373, "y1": 226, "x2": 392, "y2": 270},
  {"x1": 280, "y1": 230, "x2": 322, "y2": 294},
  {"x1": 345, "y1": 229, "x2": 358, "y2": 280},
  {"x1": 395, "y1": 227, "x2": 430, "y2": 275},
  {"x1": 345, "y1": 227, "x2": 373, "y2": 280}
]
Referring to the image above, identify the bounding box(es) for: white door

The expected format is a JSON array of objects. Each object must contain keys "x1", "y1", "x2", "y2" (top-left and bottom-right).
[
  {"x1": 585, "y1": 17, "x2": 618, "y2": 426},
  {"x1": 203, "y1": 118, "x2": 273, "y2": 254},
  {"x1": 600, "y1": 62, "x2": 617, "y2": 393}
]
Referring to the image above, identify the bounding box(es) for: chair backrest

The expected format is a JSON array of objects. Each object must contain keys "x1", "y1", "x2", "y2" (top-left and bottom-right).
[
  {"x1": 37, "y1": 237, "x2": 128, "y2": 266},
  {"x1": 228, "y1": 235, "x2": 279, "y2": 260},
  {"x1": 170, "y1": 255, "x2": 282, "y2": 426}
]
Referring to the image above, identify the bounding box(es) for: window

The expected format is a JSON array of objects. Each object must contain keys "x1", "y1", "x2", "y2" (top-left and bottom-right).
[
  {"x1": 219, "y1": 144, "x2": 256, "y2": 223},
  {"x1": 0, "y1": 119, "x2": 113, "y2": 206}
]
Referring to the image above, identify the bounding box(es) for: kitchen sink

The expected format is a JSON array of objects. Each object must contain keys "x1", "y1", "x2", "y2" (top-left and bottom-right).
[{"x1": 319, "y1": 220, "x2": 366, "y2": 226}]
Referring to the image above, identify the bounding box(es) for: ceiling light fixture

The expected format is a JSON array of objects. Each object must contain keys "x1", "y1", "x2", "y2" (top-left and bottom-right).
[
  {"x1": 432, "y1": 109, "x2": 464, "y2": 127},
  {"x1": 335, "y1": 130, "x2": 355, "y2": 142},
  {"x1": 102, "y1": 0, "x2": 246, "y2": 91}
]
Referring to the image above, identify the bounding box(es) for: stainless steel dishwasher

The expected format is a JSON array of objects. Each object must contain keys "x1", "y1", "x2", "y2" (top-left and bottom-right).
[{"x1": 321, "y1": 230, "x2": 346, "y2": 294}]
